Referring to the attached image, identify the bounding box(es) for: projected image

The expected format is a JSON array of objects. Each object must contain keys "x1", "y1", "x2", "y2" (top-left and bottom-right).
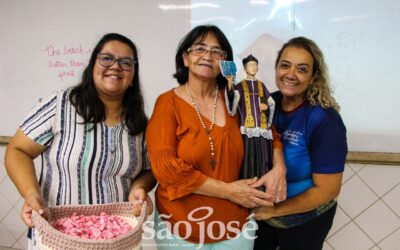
[
  {"x1": 190, "y1": 0, "x2": 295, "y2": 89},
  {"x1": 189, "y1": 0, "x2": 400, "y2": 151}
]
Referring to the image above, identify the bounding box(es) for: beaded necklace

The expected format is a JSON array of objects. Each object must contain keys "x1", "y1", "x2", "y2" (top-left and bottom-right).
[{"x1": 185, "y1": 83, "x2": 219, "y2": 169}]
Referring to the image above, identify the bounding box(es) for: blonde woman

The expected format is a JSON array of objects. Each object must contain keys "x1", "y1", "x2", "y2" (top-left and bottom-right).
[{"x1": 253, "y1": 37, "x2": 347, "y2": 250}]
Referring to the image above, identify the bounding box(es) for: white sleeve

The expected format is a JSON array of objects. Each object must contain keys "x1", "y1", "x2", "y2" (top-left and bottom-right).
[
  {"x1": 225, "y1": 87, "x2": 240, "y2": 116},
  {"x1": 267, "y1": 96, "x2": 275, "y2": 129}
]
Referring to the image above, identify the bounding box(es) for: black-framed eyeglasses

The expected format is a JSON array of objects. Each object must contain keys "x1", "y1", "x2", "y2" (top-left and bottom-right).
[
  {"x1": 97, "y1": 53, "x2": 136, "y2": 71},
  {"x1": 187, "y1": 45, "x2": 227, "y2": 60}
]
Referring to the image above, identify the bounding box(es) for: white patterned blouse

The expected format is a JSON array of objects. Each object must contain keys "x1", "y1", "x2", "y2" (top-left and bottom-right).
[{"x1": 20, "y1": 89, "x2": 150, "y2": 206}]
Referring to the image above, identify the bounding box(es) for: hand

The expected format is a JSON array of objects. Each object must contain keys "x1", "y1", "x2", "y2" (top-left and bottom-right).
[
  {"x1": 128, "y1": 188, "x2": 153, "y2": 216},
  {"x1": 259, "y1": 103, "x2": 268, "y2": 111},
  {"x1": 251, "y1": 165, "x2": 287, "y2": 203},
  {"x1": 227, "y1": 178, "x2": 274, "y2": 208},
  {"x1": 22, "y1": 194, "x2": 46, "y2": 227},
  {"x1": 252, "y1": 205, "x2": 275, "y2": 220}
]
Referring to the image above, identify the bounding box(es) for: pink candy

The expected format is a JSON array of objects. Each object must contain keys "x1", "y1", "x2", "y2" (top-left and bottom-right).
[{"x1": 53, "y1": 212, "x2": 133, "y2": 240}]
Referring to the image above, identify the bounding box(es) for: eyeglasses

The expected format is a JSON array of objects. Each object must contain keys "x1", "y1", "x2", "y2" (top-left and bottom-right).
[
  {"x1": 97, "y1": 53, "x2": 136, "y2": 71},
  {"x1": 187, "y1": 45, "x2": 227, "y2": 60}
]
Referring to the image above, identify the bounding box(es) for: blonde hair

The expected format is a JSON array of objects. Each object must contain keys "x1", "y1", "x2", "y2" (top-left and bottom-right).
[{"x1": 275, "y1": 37, "x2": 340, "y2": 111}]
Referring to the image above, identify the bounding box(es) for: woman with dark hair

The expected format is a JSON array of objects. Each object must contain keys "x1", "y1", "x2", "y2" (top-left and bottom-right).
[
  {"x1": 253, "y1": 37, "x2": 347, "y2": 250},
  {"x1": 146, "y1": 25, "x2": 271, "y2": 249},
  {"x1": 70, "y1": 33, "x2": 148, "y2": 135},
  {"x1": 5, "y1": 33, "x2": 156, "y2": 249},
  {"x1": 173, "y1": 25, "x2": 233, "y2": 89}
]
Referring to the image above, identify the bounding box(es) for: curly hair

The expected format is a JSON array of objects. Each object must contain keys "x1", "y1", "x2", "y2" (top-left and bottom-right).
[{"x1": 275, "y1": 37, "x2": 340, "y2": 111}]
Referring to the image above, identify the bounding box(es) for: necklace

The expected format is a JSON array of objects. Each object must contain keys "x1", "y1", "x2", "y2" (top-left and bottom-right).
[{"x1": 185, "y1": 83, "x2": 219, "y2": 169}]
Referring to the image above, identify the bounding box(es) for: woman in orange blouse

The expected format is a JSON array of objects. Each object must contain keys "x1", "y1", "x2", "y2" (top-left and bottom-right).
[{"x1": 146, "y1": 25, "x2": 285, "y2": 249}]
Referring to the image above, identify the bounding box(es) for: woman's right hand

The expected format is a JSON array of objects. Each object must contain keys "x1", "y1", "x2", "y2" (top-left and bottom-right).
[
  {"x1": 22, "y1": 195, "x2": 46, "y2": 227},
  {"x1": 226, "y1": 178, "x2": 274, "y2": 208},
  {"x1": 129, "y1": 188, "x2": 153, "y2": 216}
]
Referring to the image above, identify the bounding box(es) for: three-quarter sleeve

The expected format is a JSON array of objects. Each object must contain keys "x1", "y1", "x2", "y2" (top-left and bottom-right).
[{"x1": 146, "y1": 93, "x2": 208, "y2": 201}]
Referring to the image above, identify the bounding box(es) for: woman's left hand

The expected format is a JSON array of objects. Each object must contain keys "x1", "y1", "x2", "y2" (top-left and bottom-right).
[
  {"x1": 128, "y1": 188, "x2": 153, "y2": 216},
  {"x1": 252, "y1": 206, "x2": 275, "y2": 220},
  {"x1": 251, "y1": 165, "x2": 287, "y2": 203}
]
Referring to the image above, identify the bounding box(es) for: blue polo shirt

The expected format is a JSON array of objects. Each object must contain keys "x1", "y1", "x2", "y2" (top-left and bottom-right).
[{"x1": 272, "y1": 92, "x2": 347, "y2": 198}]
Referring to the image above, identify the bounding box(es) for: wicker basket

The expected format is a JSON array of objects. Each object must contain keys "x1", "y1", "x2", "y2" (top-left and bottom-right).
[{"x1": 32, "y1": 200, "x2": 151, "y2": 250}]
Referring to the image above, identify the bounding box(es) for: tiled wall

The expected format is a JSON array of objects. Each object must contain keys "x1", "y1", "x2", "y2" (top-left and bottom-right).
[
  {"x1": 326, "y1": 163, "x2": 400, "y2": 250},
  {"x1": 1, "y1": 145, "x2": 399, "y2": 249},
  {"x1": 0, "y1": 146, "x2": 28, "y2": 249}
]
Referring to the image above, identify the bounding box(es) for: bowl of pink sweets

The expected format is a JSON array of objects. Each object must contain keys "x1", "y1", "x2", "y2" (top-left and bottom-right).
[{"x1": 32, "y1": 200, "x2": 151, "y2": 250}]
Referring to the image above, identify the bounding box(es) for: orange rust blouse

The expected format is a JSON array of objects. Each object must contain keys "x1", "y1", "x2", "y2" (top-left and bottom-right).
[{"x1": 146, "y1": 89, "x2": 281, "y2": 243}]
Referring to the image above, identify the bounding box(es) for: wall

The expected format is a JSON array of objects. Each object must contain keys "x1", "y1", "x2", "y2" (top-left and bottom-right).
[
  {"x1": 1, "y1": 0, "x2": 400, "y2": 153},
  {"x1": 1, "y1": 0, "x2": 400, "y2": 249}
]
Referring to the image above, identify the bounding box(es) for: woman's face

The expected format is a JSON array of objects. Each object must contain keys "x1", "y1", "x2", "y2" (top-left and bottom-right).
[
  {"x1": 275, "y1": 46, "x2": 315, "y2": 101},
  {"x1": 183, "y1": 33, "x2": 224, "y2": 82},
  {"x1": 93, "y1": 40, "x2": 134, "y2": 100}
]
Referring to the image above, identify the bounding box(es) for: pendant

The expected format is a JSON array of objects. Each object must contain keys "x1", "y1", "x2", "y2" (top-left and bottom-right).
[{"x1": 210, "y1": 158, "x2": 216, "y2": 169}]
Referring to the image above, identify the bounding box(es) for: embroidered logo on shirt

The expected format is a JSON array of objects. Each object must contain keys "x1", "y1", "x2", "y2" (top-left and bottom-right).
[{"x1": 283, "y1": 129, "x2": 302, "y2": 146}]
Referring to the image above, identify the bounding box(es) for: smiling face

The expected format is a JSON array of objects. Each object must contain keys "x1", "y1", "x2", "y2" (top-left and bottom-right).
[
  {"x1": 275, "y1": 46, "x2": 316, "y2": 105},
  {"x1": 93, "y1": 40, "x2": 134, "y2": 101},
  {"x1": 182, "y1": 32, "x2": 222, "y2": 82}
]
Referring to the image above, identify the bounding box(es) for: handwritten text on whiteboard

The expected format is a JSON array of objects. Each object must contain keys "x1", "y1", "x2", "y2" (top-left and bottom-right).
[{"x1": 44, "y1": 44, "x2": 93, "y2": 82}]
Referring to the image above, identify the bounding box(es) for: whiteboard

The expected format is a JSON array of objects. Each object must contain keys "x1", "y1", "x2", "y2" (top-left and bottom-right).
[
  {"x1": 1, "y1": 0, "x2": 399, "y2": 153},
  {"x1": 0, "y1": 0, "x2": 189, "y2": 135}
]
